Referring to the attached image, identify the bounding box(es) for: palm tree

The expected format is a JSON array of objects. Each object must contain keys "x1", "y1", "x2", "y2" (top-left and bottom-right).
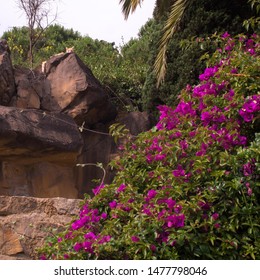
[{"x1": 119, "y1": 0, "x2": 191, "y2": 87}]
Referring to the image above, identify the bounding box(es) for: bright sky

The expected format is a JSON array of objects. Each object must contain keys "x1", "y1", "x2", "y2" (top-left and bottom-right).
[{"x1": 0, "y1": 0, "x2": 156, "y2": 46}]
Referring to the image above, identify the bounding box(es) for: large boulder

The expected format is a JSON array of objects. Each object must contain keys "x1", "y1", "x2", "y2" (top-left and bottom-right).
[
  {"x1": 0, "y1": 39, "x2": 15, "y2": 105},
  {"x1": 0, "y1": 196, "x2": 81, "y2": 259},
  {"x1": 10, "y1": 66, "x2": 43, "y2": 109},
  {"x1": 40, "y1": 52, "x2": 117, "y2": 125},
  {"x1": 10, "y1": 52, "x2": 117, "y2": 125},
  {"x1": 0, "y1": 42, "x2": 155, "y2": 199},
  {"x1": 0, "y1": 106, "x2": 83, "y2": 198},
  {"x1": 0, "y1": 106, "x2": 83, "y2": 163}
]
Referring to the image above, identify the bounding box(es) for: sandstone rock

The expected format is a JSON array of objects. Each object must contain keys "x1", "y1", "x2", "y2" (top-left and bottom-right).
[
  {"x1": 0, "y1": 196, "x2": 81, "y2": 259},
  {"x1": 41, "y1": 53, "x2": 117, "y2": 125},
  {"x1": 0, "y1": 105, "x2": 83, "y2": 163},
  {"x1": 0, "y1": 106, "x2": 83, "y2": 198},
  {"x1": 10, "y1": 66, "x2": 42, "y2": 109},
  {"x1": 0, "y1": 44, "x2": 155, "y2": 199},
  {"x1": 0, "y1": 40, "x2": 15, "y2": 105},
  {"x1": 0, "y1": 226, "x2": 23, "y2": 256},
  {"x1": 116, "y1": 111, "x2": 156, "y2": 135},
  {"x1": 0, "y1": 161, "x2": 78, "y2": 198}
]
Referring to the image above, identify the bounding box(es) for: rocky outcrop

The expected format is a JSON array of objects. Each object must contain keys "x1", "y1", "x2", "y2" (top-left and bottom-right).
[
  {"x1": 10, "y1": 66, "x2": 43, "y2": 109},
  {"x1": 0, "y1": 196, "x2": 81, "y2": 259},
  {"x1": 0, "y1": 43, "x2": 155, "y2": 198},
  {"x1": 0, "y1": 39, "x2": 15, "y2": 105},
  {"x1": 38, "y1": 53, "x2": 117, "y2": 125},
  {"x1": 0, "y1": 106, "x2": 83, "y2": 163},
  {"x1": 11, "y1": 52, "x2": 117, "y2": 126},
  {"x1": 0, "y1": 105, "x2": 83, "y2": 198},
  {"x1": 117, "y1": 111, "x2": 156, "y2": 136}
]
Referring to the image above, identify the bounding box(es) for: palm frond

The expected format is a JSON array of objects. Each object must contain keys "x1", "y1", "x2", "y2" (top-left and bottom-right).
[
  {"x1": 154, "y1": 0, "x2": 190, "y2": 87},
  {"x1": 119, "y1": 0, "x2": 144, "y2": 20}
]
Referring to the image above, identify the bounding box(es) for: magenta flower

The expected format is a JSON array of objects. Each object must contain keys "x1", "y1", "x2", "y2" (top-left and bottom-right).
[
  {"x1": 154, "y1": 153, "x2": 167, "y2": 161},
  {"x1": 101, "y1": 212, "x2": 108, "y2": 219},
  {"x1": 166, "y1": 198, "x2": 176, "y2": 209},
  {"x1": 109, "y1": 200, "x2": 117, "y2": 209},
  {"x1": 99, "y1": 235, "x2": 111, "y2": 244},
  {"x1": 239, "y1": 108, "x2": 254, "y2": 122},
  {"x1": 222, "y1": 31, "x2": 230, "y2": 38},
  {"x1": 174, "y1": 204, "x2": 183, "y2": 214},
  {"x1": 156, "y1": 231, "x2": 169, "y2": 243},
  {"x1": 196, "y1": 142, "x2": 208, "y2": 156},
  {"x1": 175, "y1": 101, "x2": 196, "y2": 116},
  {"x1": 84, "y1": 232, "x2": 96, "y2": 240},
  {"x1": 131, "y1": 236, "x2": 140, "y2": 242},
  {"x1": 199, "y1": 66, "x2": 218, "y2": 81},
  {"x1": 166, "y1": 214, "x2": 185, "y2": 228},
  {"x1": 40, "y1": 255, "x2": 47, "y2": 260},
  {"x1": 158, "y1": 209, "x2": 167, "y2": 219},
  {"x1": 243, "y1": 161, "x2": 255, "y2": 176},
  {"x1": 146, "y1": 153, "x2": 154, "y2": 163},
  {"x1": 145, "y1": 189, "x2": 157, "y2": 201},
  {"x1": 201, "y1": 111, "x2": 212, "y2": 125},
  {"x1": 198, "y1": 201, "x2": 211, "y2": 211},
  {"x1": 193, "y1": 82, "x2": 217, "y2": 98},
  {"x1": 239, "y1": 95, "x2": 260, "y2": 122},
  {"x1": 142, "y1": 206, "x2": 152, "y2": 216},
  {"x1": 71, "y1": 216, "x2": 89, "y2": 230},
  {"x1": 238, "y1": 136, "x2": 247, "y2": 146},
  {"x1": 247, "y1": 187, "x2": 253, "y2": 196},
  {"x1": 116, "y1": 183, "x2": 127, "y2": 193},
  {"x1": 172, "y1": 165, "x2": 186, "y2": 177},
  {"x1": 82, "y1": 241, "x2": 93, "y2": 253},
  {"x1": 212, "y1": 213, "x2": 219, "y2": 220},
  {"x1": 179, "y1": 139, "x2": 189, "y2": 150},
  {"x1": 92, "y1": 184, "x2": 105, "y2": 196},
  {"x1": 171, "y1": 131, "x2": 182, "y2": 139},
  {"x1": 150, "y1": 244, "x2": 157, "y2": 252},
  {"x1": 73, "y1": 242, "x2": 83, "y2": 252},
  {"x1": 225, "y1": 39, "x2": 235, "y2": 51},
  {"x1": 198, "y1": 100, "x2": 206, "y2": 111}
]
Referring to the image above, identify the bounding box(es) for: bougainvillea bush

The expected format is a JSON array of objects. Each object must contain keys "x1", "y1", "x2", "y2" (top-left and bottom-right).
[{"x1": 39, "y1": 33, "x2": 260, "y2": 260}]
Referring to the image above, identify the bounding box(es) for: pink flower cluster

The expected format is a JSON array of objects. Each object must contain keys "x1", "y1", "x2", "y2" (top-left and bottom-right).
[
  {"x1": 239, "y1": 95, "x2": 260, "y2": 122},
  {"x1": 141, "y1": 188, "x2": 185, "y2": 248}
]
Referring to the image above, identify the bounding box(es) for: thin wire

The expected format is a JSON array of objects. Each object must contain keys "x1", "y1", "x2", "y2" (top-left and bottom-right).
[{"x1": 20, "y1": 109, "x2": 112, "y2": 137}]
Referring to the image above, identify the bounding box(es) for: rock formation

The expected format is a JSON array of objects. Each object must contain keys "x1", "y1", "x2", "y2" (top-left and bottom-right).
[
  {"x1": 0, "y1": 45, "x2": 155, "y2": 198},
  {"x1": 0, "y1": 196, "x2": 81, "y2": 259},
  {"x1": 0, "y1": 41, "x2": 156, "y2": 260}
]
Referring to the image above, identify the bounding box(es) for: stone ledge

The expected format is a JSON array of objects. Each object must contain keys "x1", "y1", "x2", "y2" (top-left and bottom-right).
[{"x1": 0, "y1": 196, "x2": 81, "y2": 259}]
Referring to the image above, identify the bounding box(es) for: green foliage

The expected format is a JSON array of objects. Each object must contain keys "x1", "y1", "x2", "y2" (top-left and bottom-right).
[
  {"x1": 2, "y1": 23, "x2": 149, "y2": 111},
  {"x1": 109, "y1": 123, "x2": 130, "y2": 144},
  {"x1": 243, "y1": 0, "x2": 260, "y2": 32},
  {"x1": 142, "y1": 0, "x2": 258, "y2": 112},
  {"x1": 2, "y1": 24, "x2": 81, "y2": 67},
  {"x1": 38, "y1": 33, "x2": 260, "y2": 260},
  {"x1": 2, "y1": 27, "x2": 30, "y2": 66}
]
